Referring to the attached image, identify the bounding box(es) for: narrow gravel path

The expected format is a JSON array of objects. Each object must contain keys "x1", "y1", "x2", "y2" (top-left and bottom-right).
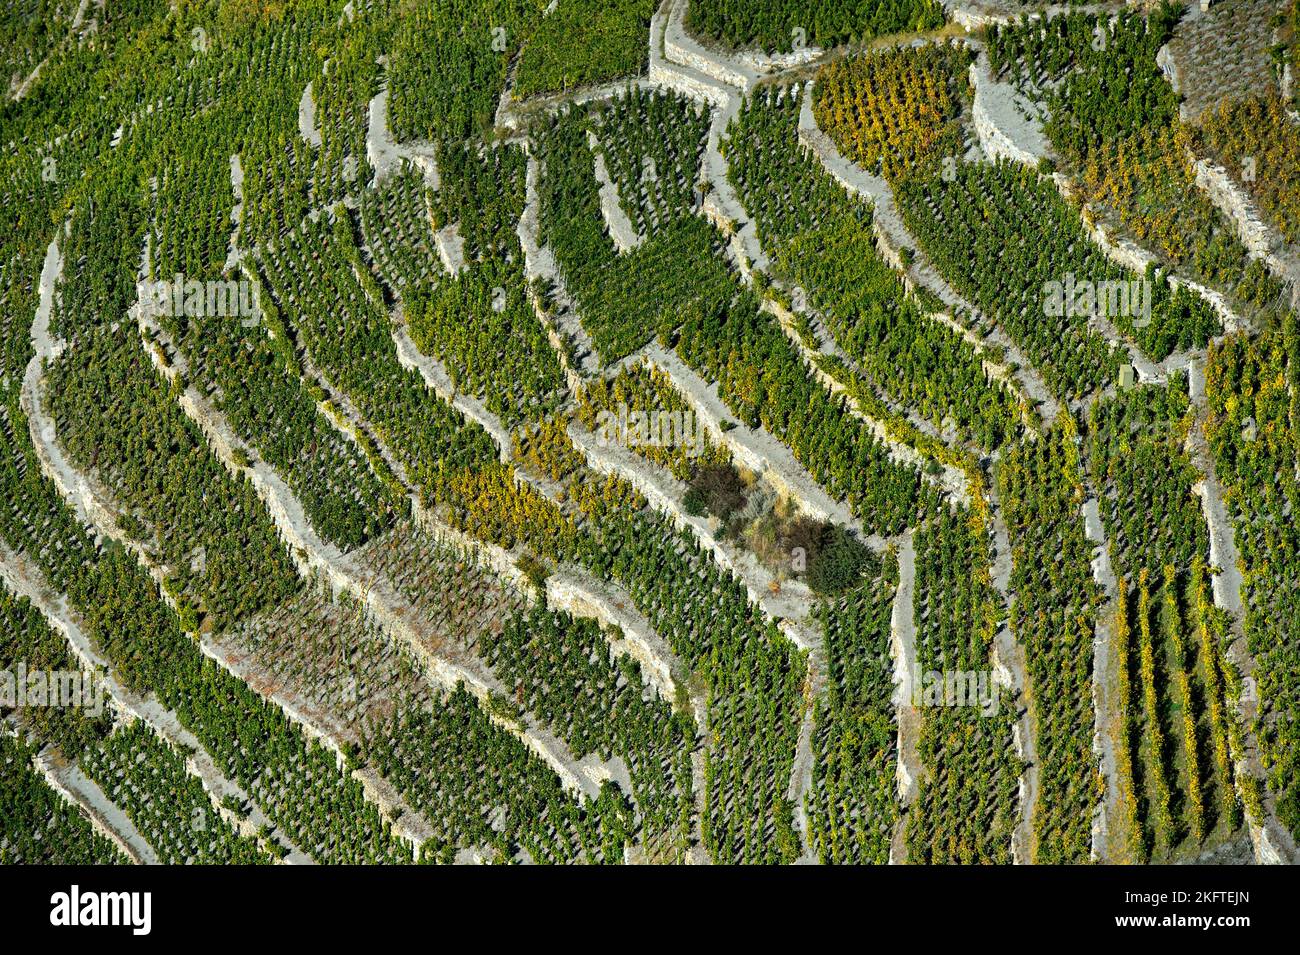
[
  {"x1": 588, "y1": 129, "x2": 644, "y2": 252},
  {"x1": 518, "y1": 150, "x2": 601, "y2": 385},
  {"x1": 34, "y1": 751, "x2": 159, "y2": 864},
  {"x1": 366, "y1": 75, "x2": 439, "y2": 188},
  {"x1": 1081, "y1": 496, "x2": 1122, "y2": 863},
  {"x1": 224, "y1": 154, "x2": 244, "y2": 273},
  {"x1": 968, "y1": 49, "x2": 1051, "y2": 166},
  {"x1": 298, "y1": 81, "x2": 322, "y2": 148},
  {"x1": 890, "y1": 532, "x2": 921, "y2": 854},
  {"x1": 789, "y1": 645, "x2": 823, "y2": 866},
  {"x1": 984, "y1": 493, "x2": 1040, "y2": 865}
]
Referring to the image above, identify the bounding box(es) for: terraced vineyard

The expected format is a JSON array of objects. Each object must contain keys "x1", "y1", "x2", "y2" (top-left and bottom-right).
[
  {"x1": 726, "y1": 81, "x2": 1025, "y2": 450},
  {"x1": 1, "y1": 732, "x2": 126, "y2": 865},
  {"x1": 897, "y1": 160, "x2": 1218, "y2": 384},
  {"x1": 987, "y1": 8, "x2": 1289, "y2": 323},
  {"x1": 1195, "y1": 93, "x2": 1300, "y2": 246},
  {"x1": 3, "y1": 0, "x2": 1297, "y2": 873},
  {"x1": 814, "y1": 43, "x2": 973, "y2": 183}
]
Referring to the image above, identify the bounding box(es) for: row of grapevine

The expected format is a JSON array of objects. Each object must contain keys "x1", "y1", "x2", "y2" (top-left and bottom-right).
[
  {"x1": 1194, "y1": 92, "x2": 1300, "y2": 246},
  {"x1": 387, "y1": 0, "x2": 543, "y2": 143},
  {"x1": 1086, "y1": 380, "x2": 1241, "y2": 858},
  {"x1": 308, "y1": 15, "x2": 384, "y2": 198},
  {"x1": 513, "y1": 0, "x2": 654, "y2": 99},
  {"x1": 444, "y1": 459, "x2": 582, "y2": 554},
  {"x1": 406, "y1": 141, "x2": 568, "y2": 429},
  {"x1": 216, "y1": 578, "x2": 438, "y2": 741},
  {"x1": 1087, "y1": 378, "x2": 1208, "y2": 576},
  {"x1": 511, "y1": 421, "x2": 808, "y2": 862},
  {"x1": 51, "y1": 162, "x2": 149, "y2": 342},
  {"x1": 482, "y1": 604, "x2": 696, "y2": 859},
  {"x1": 575, "y1": 358, "x2": 731, "y2": 480},
  {"x1": 536, "y1": 103, "x2": 724, "y2": 363},
  {"x1": 1189, "y1": 560, "x2": 1248, "y2": 840},
  {"x1": 0, "y1": 583, "x2": 110, "y2": 758},
  {"x1": 593, "y1": 87, "x2": 709, "y2": 238},
  {"x1": 357, "y1": 167, "x2": 442, "y2": 292},
  {"x1": 357, "y1": 521, "x2": 531, "y2": 636},
  {"x1": 150, "y1": 118, "x2": 238, "y2": 281},
  {"x1": 47, "y1": 322, "x2": 302, "y2": 634},
  {"x1": 364, "y1": 684, "x2": 633, "y2": 863},
  {"x1": 813, "y1": 43, "x2": 973, "y2": 183},
  {"x1": 988, "y1": 8, "x2": 1287, "y2": 321}
]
